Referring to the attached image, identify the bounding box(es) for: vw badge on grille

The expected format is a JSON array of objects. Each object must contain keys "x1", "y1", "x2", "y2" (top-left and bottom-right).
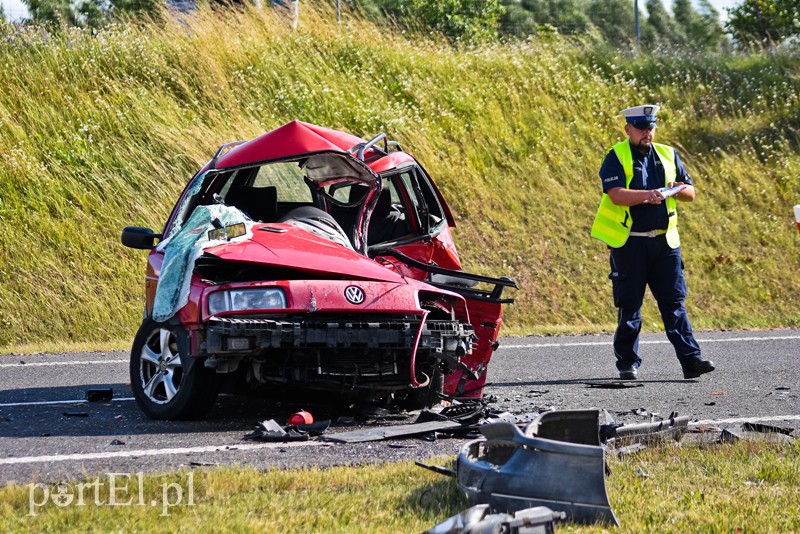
[{"x1": 344, "y1": 285, "x2": 365, "y2": 304}]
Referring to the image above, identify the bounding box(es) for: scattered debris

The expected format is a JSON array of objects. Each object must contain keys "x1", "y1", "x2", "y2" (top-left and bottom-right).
[
  {"x1": 710, "y1": 392, "x2": 727, "y2": 396},
  {"x1": 63, "y1": 411, "x2": 89, "y2": 417},
  {"x1": 612, "y1": 443, "x2": 647, "y2": 458},
  {"x1": 775, "y1": 386, "x2": 790, "y2": 391},
  {"x1": 635, "y1": 467, "x2": 650, "y2": 479},
  {"x1": 110, "y1": 439, "x2": 125, "y2": 446},
  {"x1": 322, "y1": 420, "x2": 463, "y2": 444},
  {"x1": 742, "y1": 422, "x2": 793, "y2": 435},
  {"x1": 720, "y1": 424, "x2": 795, "y2": 445},
  {"x1": 415, "y1": 461, "x2": 455, "y2": 477},
  {"x1": 86, "y1": 388, "x2": 114, "y2": 402},
  {"x1": 602, "y1": 413, "x2": 690, "y2": 447},
  {"x1": 456, "y1": 410, "x2": 618, "y2": 526},
  {"x1": 425, "y1": 504, "x2": 565, "y2": 534},
  {"x1": 242, "y1": 418, "x2": 326, "y2": 442},
  {"x1": 189, "y1": 461, "x2": 217, "y2": 467},
  {"x1": 585, "y1": 380, "x2": 644, "y2": 389}
]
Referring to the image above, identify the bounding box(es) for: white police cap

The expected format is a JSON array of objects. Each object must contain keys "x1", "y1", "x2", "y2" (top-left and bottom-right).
[{"x1": 621, "y1": 104, "x2": 660, "y2": 129}]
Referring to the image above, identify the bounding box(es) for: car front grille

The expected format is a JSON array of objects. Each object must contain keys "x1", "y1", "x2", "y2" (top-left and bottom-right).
[{"x1": 201, "y1": 314, "x2": 474, "y2": 389}]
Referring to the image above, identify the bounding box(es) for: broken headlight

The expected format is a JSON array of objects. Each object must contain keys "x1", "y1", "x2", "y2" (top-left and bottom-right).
[{"x1": 208, "y1": 288, "x2": 286, "y2": 315}]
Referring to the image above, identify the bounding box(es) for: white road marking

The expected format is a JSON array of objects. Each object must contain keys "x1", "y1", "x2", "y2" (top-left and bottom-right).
[
  {"x1": 0, "y1": 398, "x2": 135, "y2": 408},
  {"x1": 502, "y1": 335, "x2": 800, "y2": 349},
  {"x1": 0, "y1": 360, "x2": 127, "y2": 368},
  {"x1": 0, "y1": 441, "x2": 324, "y2": 466}
]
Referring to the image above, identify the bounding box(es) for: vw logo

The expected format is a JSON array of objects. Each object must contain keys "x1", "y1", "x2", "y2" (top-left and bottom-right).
[{"x1": 344, "y1": 286, "x2": 365, "y2": 305}]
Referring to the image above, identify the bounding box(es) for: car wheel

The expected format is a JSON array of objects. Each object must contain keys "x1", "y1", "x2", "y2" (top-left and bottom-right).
[{"x1": 130, "y1": 319, "x2": 218, "y2": 420}]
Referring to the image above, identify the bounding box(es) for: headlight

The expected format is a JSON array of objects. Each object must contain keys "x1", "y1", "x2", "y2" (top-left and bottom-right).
[{"x1": 208, "y1": 288, "x2": 286, "y2": 315}]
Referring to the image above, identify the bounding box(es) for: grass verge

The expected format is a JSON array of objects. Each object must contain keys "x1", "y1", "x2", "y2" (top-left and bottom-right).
[{"x1": 1, "y1": 440, "x2": 799, "y2": 532}]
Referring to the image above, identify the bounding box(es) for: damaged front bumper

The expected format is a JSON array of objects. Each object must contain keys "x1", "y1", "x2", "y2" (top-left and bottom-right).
[
  {"x1": 456, "y1": 410, "x2": 618, "y2": 526},
  {"x1": 195, "y1": 314, "x2": 475, "y2": 390}
]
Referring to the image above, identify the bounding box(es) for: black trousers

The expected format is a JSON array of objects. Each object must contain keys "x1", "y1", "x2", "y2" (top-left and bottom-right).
[{"x1": 609, "y1": 235, "x2": 702, "y2": 370}]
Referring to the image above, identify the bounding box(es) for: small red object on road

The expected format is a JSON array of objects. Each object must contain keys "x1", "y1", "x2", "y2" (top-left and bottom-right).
[{"x1": 288, "y1": 410, "x2": 314, "y2": 426}]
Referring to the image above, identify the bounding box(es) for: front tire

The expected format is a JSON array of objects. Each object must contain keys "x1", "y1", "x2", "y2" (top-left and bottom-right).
[{"x1": 130, "y1": 319, "x2": 218, "y2": 420}]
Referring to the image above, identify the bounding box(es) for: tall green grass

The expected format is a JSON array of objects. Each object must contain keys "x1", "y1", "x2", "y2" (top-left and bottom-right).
[{"x1": 0, "y1": 4, "x2": 798, "y2": 348}]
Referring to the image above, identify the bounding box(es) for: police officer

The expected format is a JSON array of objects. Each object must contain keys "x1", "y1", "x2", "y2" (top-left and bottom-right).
[{"x1": 591, "y1": 104, "x2": 715, "y2": 380}]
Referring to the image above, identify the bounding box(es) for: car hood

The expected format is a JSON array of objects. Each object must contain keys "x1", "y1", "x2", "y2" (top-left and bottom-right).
[{"x1": 203, "y1": 223, "x2": 408, "y2": 284}]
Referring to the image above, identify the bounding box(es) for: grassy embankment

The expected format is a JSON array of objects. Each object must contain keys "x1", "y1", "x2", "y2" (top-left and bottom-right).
[
  {"x1": 0, "y1": 5, "x2": 799, "y2": 351},
  {"x1": 1, "y1": 440, "x2": 799, "y2": 532}
]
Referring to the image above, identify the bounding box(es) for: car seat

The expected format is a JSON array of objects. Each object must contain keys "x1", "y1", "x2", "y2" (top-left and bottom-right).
[
  {"x1": 225, "y1": 185, "x2": 278, "y2": 222},
  {"x1": 368, "y1": 188, "x2": 408, "y2": 244}
]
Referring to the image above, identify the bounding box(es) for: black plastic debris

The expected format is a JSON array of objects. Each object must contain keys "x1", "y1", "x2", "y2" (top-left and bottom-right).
[
  {"x1": 425, "y1": 504, "x2": 565, "y2": 534},
  {"x1": 63, "y1": 411, "x2": 89, "y2": 417},
  {"x1": 86, "y1": 388, "x2": 113, "y2": 402},
  {"x1": 742, "y1": 422, "x2": 793, "y2": 435},
  {"x1": 415, "y1": 460, "x2": 455, "y2": 477},
  {"x1": 243, "y1": 419, "x2": 309, "y2": 442},
  {"x1": 293, "y1": 419, "x2": 331, "y2": 435},
  {"x1": 720, "y1": 423, "x2": 795, "y2": 445},
  {"x1": 110, "y1": 439, "x2": 125, "y2": 446},
  {"x1": 322, "y1": 420, "x2": 463, "y2": 443}
]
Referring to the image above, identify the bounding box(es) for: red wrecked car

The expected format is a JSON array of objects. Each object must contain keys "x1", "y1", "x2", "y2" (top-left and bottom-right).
[{"x1": 122, "y1": 121, "x2": 516, "y2": 419}]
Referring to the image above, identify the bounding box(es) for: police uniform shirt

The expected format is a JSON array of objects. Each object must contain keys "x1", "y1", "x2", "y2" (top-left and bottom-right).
[{"x1": 599, "y1": 142, "x2": 692, "y2": 232}]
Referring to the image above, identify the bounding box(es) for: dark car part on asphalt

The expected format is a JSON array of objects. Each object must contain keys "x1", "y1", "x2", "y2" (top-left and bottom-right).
[
  {"x1": 121, "y1": 121, "x2": 516, "y2": 420},
  {"x1": 719, "y1": 424, "x2": 795, "y2": 445},
  {"x1": 86, "y1": 388, "x2": 114, "y2": 402},
  {"x1": 456, "y1": 409, "x2": 619, "y2": 526},
  {"x1": 321, "y1": 420, "x2": 464, "y2": 443},
  {"x1": 425, "y1": 504, "x2": 565, "y2": 534},
  {"x1": 585, "y1": 379, "x2": 644, "y2": 389},
  {"x1": 242, "y1": 418, "x2": 332, "y2": 442}
]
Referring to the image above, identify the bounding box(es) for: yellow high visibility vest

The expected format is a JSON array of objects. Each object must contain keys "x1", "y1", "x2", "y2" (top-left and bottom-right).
[{"x1": 591, "y1": 140, "x2": 680, "y2": 248}]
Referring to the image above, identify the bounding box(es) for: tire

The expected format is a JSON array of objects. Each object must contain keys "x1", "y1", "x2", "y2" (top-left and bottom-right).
[{"x1": 130, "y1": 318, "x2": 218, "y2": 420}]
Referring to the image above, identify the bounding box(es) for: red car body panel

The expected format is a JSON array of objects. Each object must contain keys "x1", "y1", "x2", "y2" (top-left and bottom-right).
[{"x1": 205, "y1": 224, "x2": 409, "y2": 284}]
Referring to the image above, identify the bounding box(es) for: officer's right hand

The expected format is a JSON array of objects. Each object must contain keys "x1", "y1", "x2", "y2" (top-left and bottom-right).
[{"x1": 642, "y1": 190, "x2": 663, "y2": 205}]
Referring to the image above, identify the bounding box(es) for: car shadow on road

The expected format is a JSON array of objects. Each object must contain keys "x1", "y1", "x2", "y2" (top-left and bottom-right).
[{"x1": 0, "y1": 384, "x2": 352, "y2": 438}]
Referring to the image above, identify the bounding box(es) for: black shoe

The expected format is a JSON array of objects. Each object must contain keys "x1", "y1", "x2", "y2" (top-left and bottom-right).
[
  {"x1": 682, "y1": 359, "x2": 715, "y2": 379},
  {"x1": 618, "y1": 364, "x2": 638, "y2": 380}
]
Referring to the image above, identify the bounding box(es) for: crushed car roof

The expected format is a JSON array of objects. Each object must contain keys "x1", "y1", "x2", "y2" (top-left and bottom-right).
[{"x1": 213, "y1": 120, "x2": 416, "y2": 173}]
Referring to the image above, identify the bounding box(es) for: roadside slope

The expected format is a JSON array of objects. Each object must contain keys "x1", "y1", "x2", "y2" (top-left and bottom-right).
[{"x1": 0, "y1": 7, "x2": 798, "y2": 347}]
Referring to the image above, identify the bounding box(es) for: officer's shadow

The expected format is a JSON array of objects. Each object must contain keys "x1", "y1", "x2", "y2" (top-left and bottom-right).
[{"x1": 491, "y1": 378, "x2": 695, "y2": 387}]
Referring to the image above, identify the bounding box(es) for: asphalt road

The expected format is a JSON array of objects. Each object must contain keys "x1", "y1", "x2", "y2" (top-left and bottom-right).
[{"x1": 1, "y1": 329, "x2": 798, "y2": 485}]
